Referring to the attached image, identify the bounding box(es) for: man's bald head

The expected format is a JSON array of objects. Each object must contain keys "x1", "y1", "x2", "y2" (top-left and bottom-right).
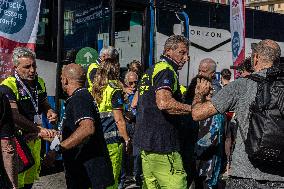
[
  {"x1": 62, "y1": 63, "x2": 86, "y2": 85},
  {"x1": 252, "y1": 39, "x2": 281, "y2": 65},
  {"x1": 198, "y1": 58, "x2": 217, "y2": 79},
  {"x1": 199, "y1": 58, "x2": 217, "y2": 72}
]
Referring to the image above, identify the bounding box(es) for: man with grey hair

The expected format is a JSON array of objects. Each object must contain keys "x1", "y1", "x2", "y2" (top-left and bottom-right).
[
  {"x1": 192, "y1": 39, "x2": 284, "y2": 188},
  {"x1": 198, "y1": 58, "x2": 222, "y2": 95},
  {"x1": 0, "y1": 47, "x2": 58, "y2": 189},
  {"x1": 86, "y1": 46, "x2": 119, "y2": 92},
  {"x1": 134, "y1": 35, "x2": 191, "y2": 188}
]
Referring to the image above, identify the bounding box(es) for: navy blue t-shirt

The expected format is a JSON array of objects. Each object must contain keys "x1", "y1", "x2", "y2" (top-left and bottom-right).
[
  {"x1": 62, "y1": 88, "x2": 110, "y2": 162},
  {"x1": 0, "y1": 76, "x2": 47, "y2": 122},
  {"x1": 134, "y1": 57, "x2": 182, "y2": 153},
  {"x1": 111, "y1": 90, "x2": 124, "y2": 109}
]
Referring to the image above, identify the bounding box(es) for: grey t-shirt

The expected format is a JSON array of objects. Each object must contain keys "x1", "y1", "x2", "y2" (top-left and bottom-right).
[{"x1": 212, "y1": 69, "x2": 284, "y2": 182}]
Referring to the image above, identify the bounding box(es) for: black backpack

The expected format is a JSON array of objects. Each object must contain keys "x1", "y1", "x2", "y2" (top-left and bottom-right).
[{"x1": 241, "y1": 67, "x2": 284, "y2": 165}]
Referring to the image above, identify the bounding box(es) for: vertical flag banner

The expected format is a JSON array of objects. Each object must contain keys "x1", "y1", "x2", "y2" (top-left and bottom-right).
[
  {"x1": 0, "y1": 0, "x2": 41, "y2": 79},
  {"x1": 230, "y1": 0, "x2": 245, "y2": 71}
]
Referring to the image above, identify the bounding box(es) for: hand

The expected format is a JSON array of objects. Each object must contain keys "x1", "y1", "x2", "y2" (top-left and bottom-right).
[
  {"x1": 38, "y1": 127, "x2": 57, "y2": 138},
  {"x1": 47, "y1": 109, "x2": 58, "y2": 124},
  {"x1": 24, "y1": 133, "x2": 39, "y2": 141},
  {"x1": 195, "y1": 78, "x2": 211, "y2": 97},
  {"x1": 124, "y1": 111, "x2": 136, "y2": 123},
  {"x1": 124, "y1": 87, "x2": 135, "y2": 95}
]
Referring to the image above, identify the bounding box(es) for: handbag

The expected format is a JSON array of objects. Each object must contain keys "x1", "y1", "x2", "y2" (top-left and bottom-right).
[
  {"x1": 0, "y1": 91, "x2": 35, "y2": 174},
  {"x1": 14, "y1": 134, "x2": 35, "y2": 173}
]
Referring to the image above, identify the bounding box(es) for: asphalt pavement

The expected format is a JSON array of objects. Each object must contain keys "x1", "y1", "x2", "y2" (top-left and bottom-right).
[
  {"x1": 32, "y1": 172, "x2": 66, "y2": 189},
  {"x1": 32, "y1": 171, "x2": 140, "y2": 189}
]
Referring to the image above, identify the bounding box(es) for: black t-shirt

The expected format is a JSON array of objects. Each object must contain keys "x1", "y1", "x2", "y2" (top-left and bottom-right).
[
  {"x1": 153, "y1": 69, "x2": 176, "y2": 92},
  {"x1": 111, "y1": 90, "x2": 124, "y2": 109},
  {"x1": 134, "y1": 57, "x2": 182, "y2": 153},
  {"x1": 0, "y1": 76, "x2": 47, "y2": 122},
  {"x1": 0, "y1": 92, "x2": 15, "y2": 138},
  {"x1": 62, "y1": 88, "x2": 109, "y2": 162}
]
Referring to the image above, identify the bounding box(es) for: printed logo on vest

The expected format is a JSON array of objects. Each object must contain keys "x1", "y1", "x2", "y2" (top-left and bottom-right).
[{"x1": 163, "y1": 79, "x2": 170, "y2": 84}]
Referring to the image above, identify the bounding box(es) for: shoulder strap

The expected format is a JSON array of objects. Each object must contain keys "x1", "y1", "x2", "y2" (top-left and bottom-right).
[
  {"x1": 246, "y1": 74, "x2": 267, "y2": 83},
  {"x1": 247, "y1": 74, "x2": 272, "y2": 109}
]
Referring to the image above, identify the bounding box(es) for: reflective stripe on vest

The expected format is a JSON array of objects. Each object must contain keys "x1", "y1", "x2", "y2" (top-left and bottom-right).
[
  {"x1": 87, "y1": 62, "x2": 99, "y2": 92},
  {"x1": 1, "y1": 76, "x2": 46, "y2": 101},
  {"x1": 152, "y1": 61, "x2": 178, "y2": 93},
  {"x1": 97, "y1": 80, "x2": 121, "y2": 113},
  {"x1": 100, "y1": 111, "x2": 114, "y2": 119}
]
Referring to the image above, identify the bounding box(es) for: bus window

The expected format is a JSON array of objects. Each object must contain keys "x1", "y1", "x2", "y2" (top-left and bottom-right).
[
  {"x1": 114, "y1": 11, "x2": 143, "y2": 68},
  {"x1": 64, "y1": 0, "x2": 111, "y2": 53}
]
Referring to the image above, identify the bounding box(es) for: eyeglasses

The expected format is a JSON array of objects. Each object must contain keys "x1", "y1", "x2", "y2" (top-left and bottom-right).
[{"x1": 128, "y1": 81, "x2": 138, "y2": 85}]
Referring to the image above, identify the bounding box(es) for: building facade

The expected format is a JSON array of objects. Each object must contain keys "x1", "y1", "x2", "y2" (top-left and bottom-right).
[
  {"x1": 246, "y1": 0, "x2": 284, "y2": 14},
  {"x1": 204, "y1": 0, "x2": 284, "y2": 14}
]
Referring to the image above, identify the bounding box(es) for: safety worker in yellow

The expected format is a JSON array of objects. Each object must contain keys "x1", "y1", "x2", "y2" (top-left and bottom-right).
[
  {"x1": 0, "y1": 47, "x2": 58, "y2": 189},
  {"x1": 86, "y1": 46, "x2": 119, "y2": 92},
  {"x1": 92, "y1": 58, "x2": 130, "y2": 189},
  {"x1": 133, "y1": 35, "x2": 192, "y2": 189}
]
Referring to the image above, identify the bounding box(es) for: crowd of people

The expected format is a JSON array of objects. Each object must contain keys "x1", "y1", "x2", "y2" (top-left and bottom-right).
[{"x1": 0, "y1": 35, "x2": 283, "y2": 189}]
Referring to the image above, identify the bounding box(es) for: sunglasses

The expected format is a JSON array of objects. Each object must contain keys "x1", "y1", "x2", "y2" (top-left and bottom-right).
[{"x1": 128, "y1": 81, "x2": 138, "y2": 85}]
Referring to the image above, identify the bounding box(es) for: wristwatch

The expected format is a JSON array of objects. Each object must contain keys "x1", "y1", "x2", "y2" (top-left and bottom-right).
[{"x1": 54, "y1": 144, "x2": 62, "y2": 153}]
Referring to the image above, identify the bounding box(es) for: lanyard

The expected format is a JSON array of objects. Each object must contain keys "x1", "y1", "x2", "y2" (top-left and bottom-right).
[{"x1": 14, "y1": 72, "x2": 39, "y2": 114}]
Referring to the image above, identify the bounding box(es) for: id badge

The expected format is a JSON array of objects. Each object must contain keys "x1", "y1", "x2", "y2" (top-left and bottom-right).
[{"x1": 34, "y1": 114, "x2": 42, "y2": 124}]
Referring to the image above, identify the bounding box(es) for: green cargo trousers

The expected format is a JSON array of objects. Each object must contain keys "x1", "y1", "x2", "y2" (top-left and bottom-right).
[
  {"x1": 107, "y1": 143, "x2": 123, "y2": 189},
  {"x1": 141, "y1": 150, "x2": 187, "y2": 189}
]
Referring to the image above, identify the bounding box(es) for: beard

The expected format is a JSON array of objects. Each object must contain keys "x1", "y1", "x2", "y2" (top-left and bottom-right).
[{"x1": 21, "y1": 74, "x2": 36, "y2": 81}]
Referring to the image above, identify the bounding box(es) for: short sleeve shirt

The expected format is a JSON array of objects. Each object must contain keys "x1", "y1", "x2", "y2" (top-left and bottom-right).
[
  {"x1": 62, "y1": 88, "x2": 109, "y2": 162},
  {"x1": 111, "y1": 90, "x2": 124, "y2": 109},
  {"x1": 153, "y1": 69, "x2": 176, "y2": 92},
  {"x1": 211, "y1": 70, "x2": 284, "y2": 182},
  {"x1": 0, "y1": 76, "x2": 47, "y2": 122},
  {"x1": 134, "y1": 59, "x2": 182, "y2": 153}
]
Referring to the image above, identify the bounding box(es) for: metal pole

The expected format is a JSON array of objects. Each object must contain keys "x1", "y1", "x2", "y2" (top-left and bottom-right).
[
  {"x1": 142, "y1": 6, "x2": 150, "y2": 71},
  {"x1": 148, "y1": 0, "x2": 155, "y2": 67},
  {"x1": 55, "y1": 0, "x2": 64, "y2": 128},
  {"x1": 110, "y1": 0, "x2": 116, "y2": 46}
]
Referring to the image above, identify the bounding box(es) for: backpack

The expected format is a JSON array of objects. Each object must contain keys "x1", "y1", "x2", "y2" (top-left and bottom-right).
[{"x1": 241, "y1": 67, "x2": 284, "y2": 165}]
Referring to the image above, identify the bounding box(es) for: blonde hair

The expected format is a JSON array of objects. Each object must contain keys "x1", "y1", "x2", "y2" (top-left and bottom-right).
[{"x1": 92, "y1": 58, "x2": 122, "y2": 103}]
